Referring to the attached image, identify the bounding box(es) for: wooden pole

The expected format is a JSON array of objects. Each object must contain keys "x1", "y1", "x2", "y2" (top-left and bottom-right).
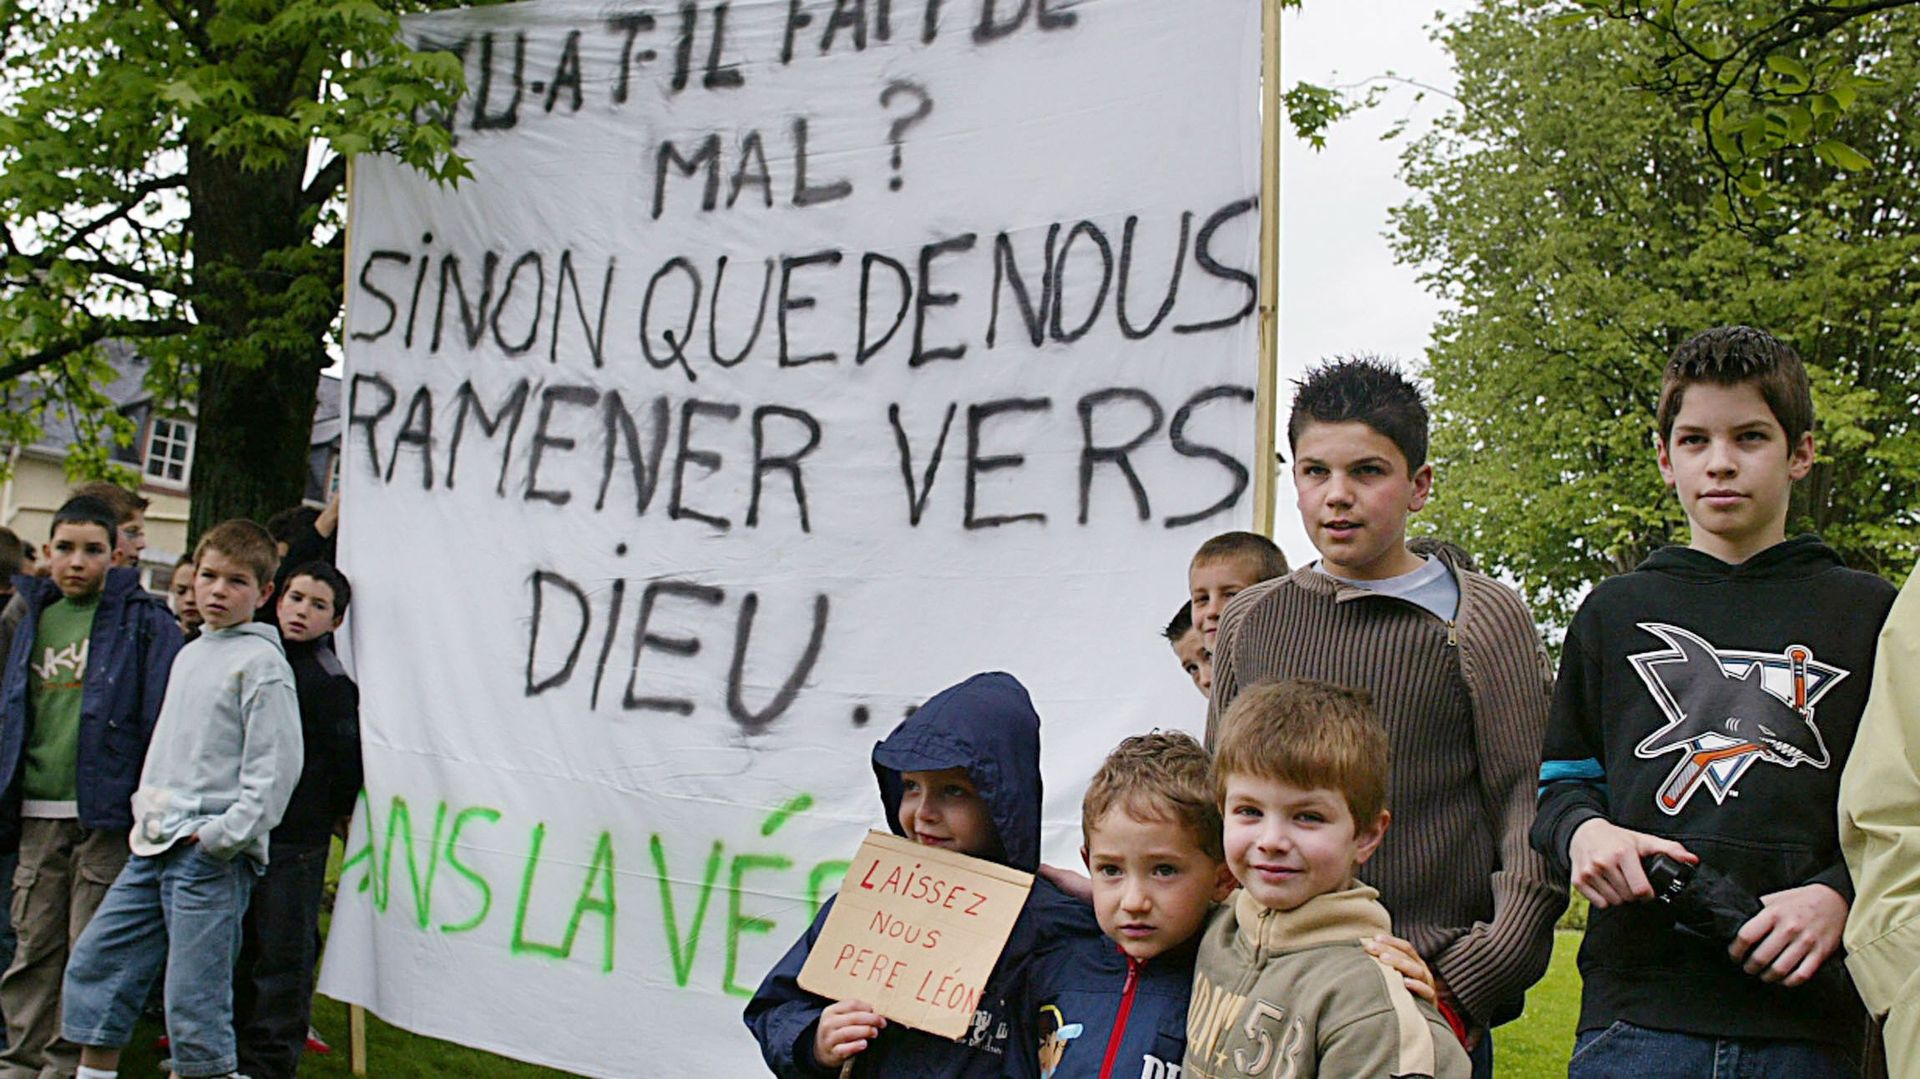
[
  {"x1": 349, "y1": 1003, "x2": 368, "y2": 1076},
  {"x1": 1252, "y1": 0, "x2": 1285, "y2": 539},
  {"x1": 338, "y1": 152, "x2": 373, "y2": 1079}
]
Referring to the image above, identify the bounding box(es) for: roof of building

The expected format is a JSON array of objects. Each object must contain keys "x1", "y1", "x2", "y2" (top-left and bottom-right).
[{"x1": 12, "y1": 342, "x2": 338, "y2": 460}]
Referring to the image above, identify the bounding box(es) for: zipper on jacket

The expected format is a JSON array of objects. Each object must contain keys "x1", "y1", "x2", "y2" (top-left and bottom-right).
[
  {"x1": 1445, "y1": 619, "x2": 1458, "y2": 647},
  {"x1": 1097, "y1": 954, "x2": 1142, "y2": 1079}
]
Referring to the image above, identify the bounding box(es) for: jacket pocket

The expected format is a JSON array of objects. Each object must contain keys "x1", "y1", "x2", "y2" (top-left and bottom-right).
[{"x1": 9, "y1": 865, "x2": 34, "y2": 926}]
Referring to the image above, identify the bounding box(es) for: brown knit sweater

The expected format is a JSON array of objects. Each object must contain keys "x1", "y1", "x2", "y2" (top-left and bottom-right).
[{"x1": 1206, "y1": 555, "x2": 1566, "y2": 1027}]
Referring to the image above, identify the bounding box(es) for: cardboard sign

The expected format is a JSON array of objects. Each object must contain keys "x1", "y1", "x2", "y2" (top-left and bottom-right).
[{"x1": 798, "y1": 831, "x2": 1035, "y2": 1038}]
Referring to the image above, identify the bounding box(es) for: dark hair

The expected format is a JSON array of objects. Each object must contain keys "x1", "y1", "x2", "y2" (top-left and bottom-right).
[
  {"x1": 285, "y1": 561, "x2": 352, "y2": 620},
  {"x1": 69, "y1": 481, "x2": 146, "y2": 524},
  {"x1": 1162, "y1": 603, "x2": 1195, "y2": 643},
  {"x1": 1190, "y1": 531, "x2": 1289, "y2": 581},
  {"x1": 0, "y1": 528, "x2": 23, "y2": 580},
  {"x1": 266, "y1": 505, "x2": 321, "y2": 545},
  {"x1": 195, "y1": 519, "x2": 279, "y2": 589},
  {"x1": 173, "y1": 553, "x2": 195, "y2": 573},
  {"x1": 50, "y1": 496, "x2": 119, "y2": 551},
  {"x1": 1656, "y1": 326, "x2": 1814, "y2": 445},
  {"x1": 1287, "y1": 356, "x2": 1430, "y2": 473},
  {"x1": 1406, "y1": 536, "x2": 1478, "y2": 573}
]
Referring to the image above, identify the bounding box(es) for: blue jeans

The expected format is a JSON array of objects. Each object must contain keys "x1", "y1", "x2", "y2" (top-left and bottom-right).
[
  {"x1": 1570, "y1": 1021, "x2": 1859, "y2": 1079},
  {"x1": 59, "y1": 844, "x2": 257, "y2": 1078},
  {"x1": 1468, "y1": 1028, "x2": 1492, "y2": 1079}
]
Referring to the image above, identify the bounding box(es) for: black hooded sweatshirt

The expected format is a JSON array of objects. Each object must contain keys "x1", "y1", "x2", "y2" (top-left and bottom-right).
[
  {"x1": 272, "y1": 634, "x2": 363, "y2": 848},
  {"x1": 1533, "y1": 536, "x2": 1896, "y2": 1049}
]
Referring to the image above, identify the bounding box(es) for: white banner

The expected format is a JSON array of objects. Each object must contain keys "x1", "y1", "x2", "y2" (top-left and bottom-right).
[{"x1": 320, "y1": 0, "x2": 1260, "y2": 1072}]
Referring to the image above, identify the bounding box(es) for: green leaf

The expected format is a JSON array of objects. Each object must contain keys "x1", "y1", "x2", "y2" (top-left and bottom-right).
[{"x1": 1814, "y1": 139, "x2": 1873, "y2": 171}]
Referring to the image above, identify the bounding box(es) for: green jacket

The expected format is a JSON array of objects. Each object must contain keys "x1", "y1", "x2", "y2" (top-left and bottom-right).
[{"x1": 1186, "y1": 886, "x2": 1469, "y2": 1079}]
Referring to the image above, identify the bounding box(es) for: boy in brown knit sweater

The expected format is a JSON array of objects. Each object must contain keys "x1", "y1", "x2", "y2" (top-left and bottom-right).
[{"x1": 1206, "y1": 357, "x2": 1563, "y2": 1078}]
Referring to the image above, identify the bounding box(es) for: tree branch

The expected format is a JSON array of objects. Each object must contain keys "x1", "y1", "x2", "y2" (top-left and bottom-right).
[
  {"x1": 0, "y1": 318, "x2": 194, "y2": 384},
  {"x1": 150, "y1": 0, "x2": 215, "y2": 56},
  {"x1": 68, "y1": 175, "x2": 189, "y2": 244}
]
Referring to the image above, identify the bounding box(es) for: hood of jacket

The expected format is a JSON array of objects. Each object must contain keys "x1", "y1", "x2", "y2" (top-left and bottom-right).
[
  {"x1": 1636, "y1": 534, "x2": 1842, "y2": 583},
  {"x1": 871, "y1": 671, "x2": 1042, "y2": 873},
  {"x1": 200, "y1": 619, "x2": 288, "y2": 653}
]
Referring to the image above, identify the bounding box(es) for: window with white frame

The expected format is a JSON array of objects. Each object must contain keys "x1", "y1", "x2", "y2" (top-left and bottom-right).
[{"x1": 145, "y1": 417, "x2": 195, "y2": 485}]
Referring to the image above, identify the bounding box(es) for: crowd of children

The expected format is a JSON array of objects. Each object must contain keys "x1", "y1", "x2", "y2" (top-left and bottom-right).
[
  {"x1": 745, "y1": 327, "x2": 1915, "y2": 1078},
  {"x1": 0, "y1": 490, "x2": 360, "y2": 1079},
  {"x1": 0, "y1": 320, "x2": 1905, "y2": 1079}
]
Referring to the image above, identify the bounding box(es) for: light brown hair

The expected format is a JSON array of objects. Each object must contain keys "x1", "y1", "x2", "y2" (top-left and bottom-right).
[
  {"x1": 1190, "y1": 531, "x2": 1288, "y2": 582},
  {"x1": 1083, "y1": 731, "x2": 1223, "y2": 862},
  {"x1": 1213, "y1": 680, "x2": 1390, "y2": 823},
  {"x1": 1656, "y1": 326, "x2": 1814, "y2": 446},
  {"x1": 69, "y1": 481, "x2": 148, "y2": 524},
  {"x1": 194, "y1": 519, "x2": 279, "y2": 588}
]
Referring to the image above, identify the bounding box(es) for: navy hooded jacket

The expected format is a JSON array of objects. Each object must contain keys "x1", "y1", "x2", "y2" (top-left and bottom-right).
[
  {"x1": 743, "y1": 671, "x2": 1068, "y2": 1079},
  {"x1": 1028, "y1": 920, "x2": 1199, "y2": 1079},
  {"x1": 0, "y1": 568, "x2": 182, "y2": 848}
]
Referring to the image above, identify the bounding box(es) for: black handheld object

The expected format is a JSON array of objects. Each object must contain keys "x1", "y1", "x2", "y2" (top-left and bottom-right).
[
  {"x1": 1643, "y1": 853, "x2": 1761, "y2": 943},
  {"x1": 1641, "y1": 853, "x2": 1847, "y2": 995}
]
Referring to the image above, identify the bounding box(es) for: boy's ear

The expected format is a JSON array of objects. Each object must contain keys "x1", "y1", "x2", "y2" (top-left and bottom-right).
[
  {"x1": 1211, "y1": 860, "x2": 1237, "y2": 903},
  {"x1": 1655, "y1": 434, "x2": 1677, "y2": 487},
  {"x1": 1407, "y1": 463, "x2": 1434, "y2": 512},
  {"x1": 1788, "y1": 430, "x2": 1815, "y2": 481},
  {"x1": 1079, "y1": 844, "x2": 1090, "y2": 872},
  {"x1": 255, "y1": 580, "x2": 275, "y2": 610},
  {"x1": 1352, "y1": 809, "x2": 1392, "y2": 868}
]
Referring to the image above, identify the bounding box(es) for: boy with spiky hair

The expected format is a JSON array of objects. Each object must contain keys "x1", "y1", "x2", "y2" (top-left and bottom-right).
[
  {"x1": 1188, "y1": 680, "x2": 1468, "y2": 1079},
  {"x1": 1163, "y1": 605, "x2": 1212, "y2": 698},
  {"x1": 1534, "y1": 326, "x2": 1896, "y2": 1075},
  {"x1": 1209, "y1": 357, "x2": 1562, "y2": 1076},
  {"x1": 1188, "y1": 531, "x2": 1288, "y2": 653},
  {"x1": 0, "y1": 496, "x2": 180, "y2": 1079},
  {"x1": 61, "y1": 520, "x2": 302, "y2": 1079}
]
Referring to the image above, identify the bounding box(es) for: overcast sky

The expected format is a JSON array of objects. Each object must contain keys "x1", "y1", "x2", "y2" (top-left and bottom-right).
[{"x1": 1271, "y1": 0, "x2": 1470, "y2": 561}]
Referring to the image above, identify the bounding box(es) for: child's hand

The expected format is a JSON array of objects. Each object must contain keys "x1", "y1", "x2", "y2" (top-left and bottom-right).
[
  {"x1": 1568, "y1": 818, "x2": 1695, "y2": 907},
  {"x1": 1729, "y1": 883, "x2": 1847, "y2": 986},
  {"x1": 813, "y1": 999, "x2": 886, "y2": 1068},
  {"x1": 1037, "y1": 863, "x2": 1093, "y2": 903},
  {"x1": 1362, "y1": 934, "x2": 1437, "y2": 1003}
]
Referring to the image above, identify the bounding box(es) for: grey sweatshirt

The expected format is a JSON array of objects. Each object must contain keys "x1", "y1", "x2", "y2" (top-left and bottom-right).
[{"x1": 130, "y1": 621, "x2": 302, "y2": 864}]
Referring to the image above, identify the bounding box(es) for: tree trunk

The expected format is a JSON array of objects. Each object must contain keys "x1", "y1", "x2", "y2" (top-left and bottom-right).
[
  {"x1": 187, "y1": 350, "x2": 324, "y2": 542},
  {"x1": 182, "y1": 120, "x2": 335, "y2": 542}
]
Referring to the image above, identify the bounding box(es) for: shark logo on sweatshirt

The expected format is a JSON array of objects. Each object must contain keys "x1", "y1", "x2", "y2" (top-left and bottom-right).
[{"x1": 1629, "y1": 623, "x2": 1848, "y2": 815}]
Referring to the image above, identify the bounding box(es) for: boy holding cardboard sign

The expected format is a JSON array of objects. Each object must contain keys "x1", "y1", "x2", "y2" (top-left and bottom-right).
[{"x1": 744, "y1": 671, "x2": 1075, "y2": 1078}]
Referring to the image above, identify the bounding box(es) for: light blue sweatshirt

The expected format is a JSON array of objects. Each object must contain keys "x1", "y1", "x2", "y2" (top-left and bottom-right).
[{"x1": 130, "y1": 621, "x2": 302, "y2": 865}]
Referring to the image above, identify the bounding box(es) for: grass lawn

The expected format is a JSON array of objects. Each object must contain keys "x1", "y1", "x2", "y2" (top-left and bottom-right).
[
  {"x1": 105, "y1": 931, "x2": 1586, "y2": 1077},
  {"x1": 1495, "y1": 929, "x2": 1583, "y2": 1075}
]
